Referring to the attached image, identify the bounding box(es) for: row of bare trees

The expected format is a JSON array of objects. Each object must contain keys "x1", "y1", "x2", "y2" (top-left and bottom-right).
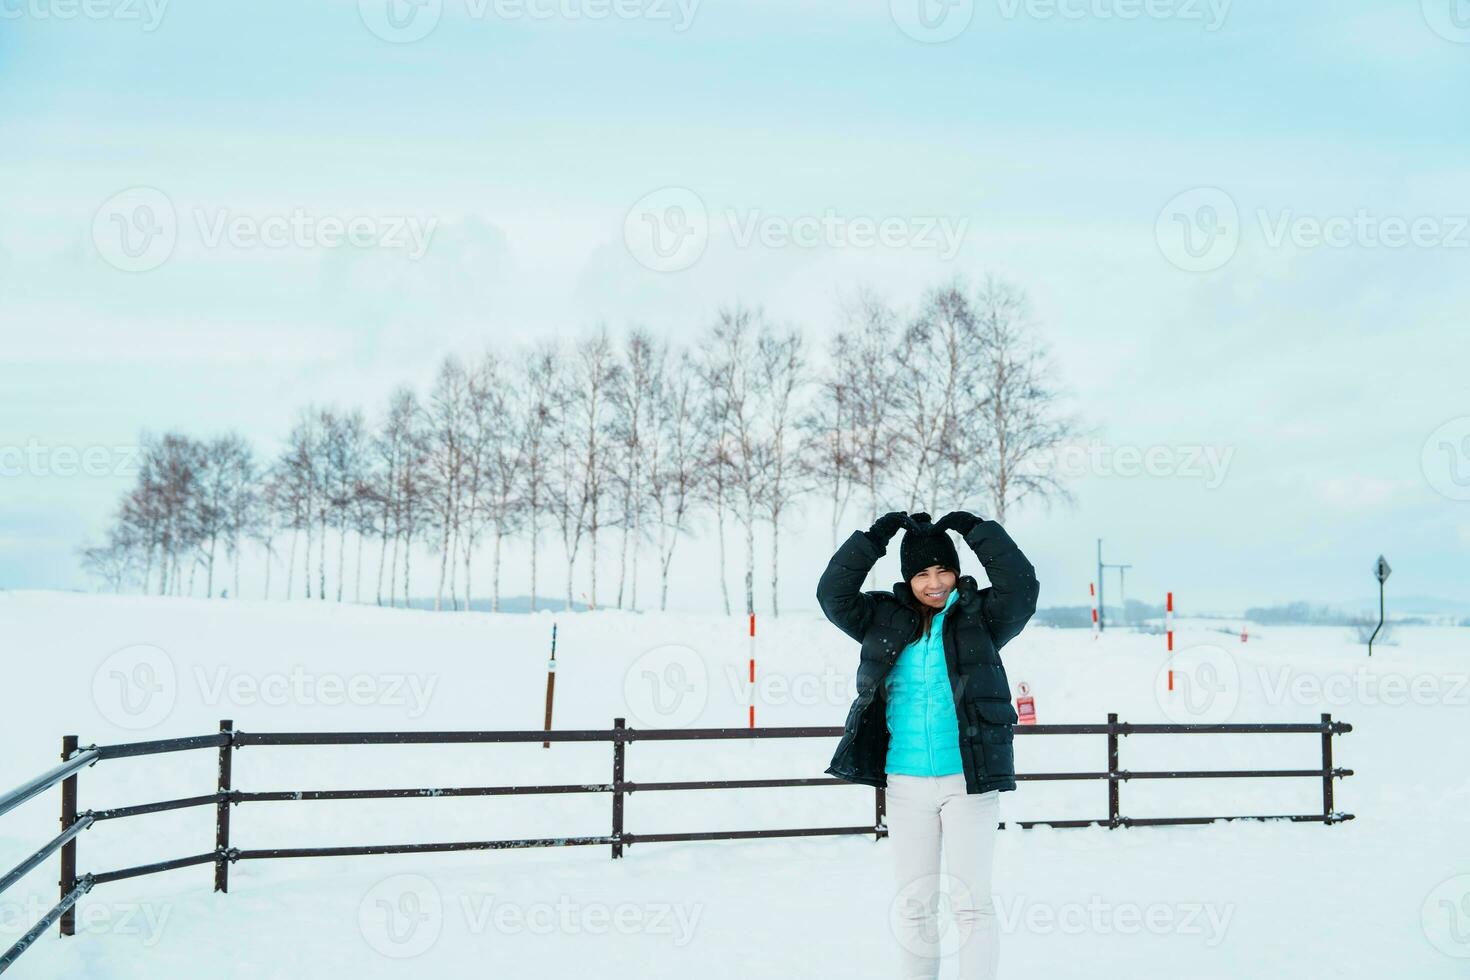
[{"x1": 80, "y1": 277, "x2": 1077, "y2": 614}]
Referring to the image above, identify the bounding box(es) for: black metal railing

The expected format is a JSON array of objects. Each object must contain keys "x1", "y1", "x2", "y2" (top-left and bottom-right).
[{"x1": 0, "y1": 712, "x2": 1353, "y2": 974}]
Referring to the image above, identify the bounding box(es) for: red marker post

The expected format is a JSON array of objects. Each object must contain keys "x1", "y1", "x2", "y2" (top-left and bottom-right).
[
  {"x1": 1165, "y1": 592, "x2": 1174, "y2": 692},
  {"x1": 745, "y1": 570, "x2": 756, "y2": 728},
  {"x1": 1090, "y1": 582, "x2": 1099, "y2": 641}
]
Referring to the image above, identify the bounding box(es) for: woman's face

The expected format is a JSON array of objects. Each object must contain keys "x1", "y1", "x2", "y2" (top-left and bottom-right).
[{"x1": 910, "y1": 565, "x2": 957, "y2": 609}]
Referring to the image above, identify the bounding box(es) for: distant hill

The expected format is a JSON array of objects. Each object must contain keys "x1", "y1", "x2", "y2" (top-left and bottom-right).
[{"x1": 400, "y1": 595, "x2": 588, "y2": 613}]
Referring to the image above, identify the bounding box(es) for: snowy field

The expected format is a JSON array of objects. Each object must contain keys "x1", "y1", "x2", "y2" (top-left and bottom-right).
[{"x1": 1, "y1": 590, "x2": 1467, "y2": 978}]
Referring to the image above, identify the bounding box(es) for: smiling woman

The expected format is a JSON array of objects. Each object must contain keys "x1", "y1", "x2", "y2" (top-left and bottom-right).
[{"x1": 816, "y1": 508, "x2": 1039, "y2": 980}]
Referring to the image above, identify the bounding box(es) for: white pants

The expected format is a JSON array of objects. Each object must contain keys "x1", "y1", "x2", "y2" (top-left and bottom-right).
[{"x1": 885, "y1": 773, "x2": 1001, "y2": 980}]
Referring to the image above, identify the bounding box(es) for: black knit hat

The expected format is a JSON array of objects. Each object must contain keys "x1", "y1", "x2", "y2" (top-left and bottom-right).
[{"x1": 899, "y1": 512, "x2": 960, "y2": 582}]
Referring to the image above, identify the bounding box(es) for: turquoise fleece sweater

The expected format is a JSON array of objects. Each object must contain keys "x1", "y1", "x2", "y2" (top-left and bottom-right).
[{"x1": 883, "y1": 586, "x2": 963, "y2": 776}]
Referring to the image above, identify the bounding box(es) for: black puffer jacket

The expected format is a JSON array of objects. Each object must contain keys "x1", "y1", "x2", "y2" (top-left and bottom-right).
[{"x1": 816, "y1": 519, "x2": 1040, "y2": 794}]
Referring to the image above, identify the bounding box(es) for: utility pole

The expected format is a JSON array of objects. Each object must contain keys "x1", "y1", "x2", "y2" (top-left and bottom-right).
[{"x1": 1096, "y1": 538, "x2": 1132, "y2": 633}]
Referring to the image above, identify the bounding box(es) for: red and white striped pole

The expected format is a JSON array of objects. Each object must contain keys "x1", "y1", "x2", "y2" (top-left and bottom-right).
[
  {"x1": 1166, "y1": 591, "x2": 1175, "y2": 691},
  {"x1": 746, "y1": 571, "x2": 756, "y2": 728},
  {"x1": 1090, "y1": 582, "x2": 1099, "y2": 641},
  {"x1": 748, "y1": 611, "x2": 757, "y2": 728}
]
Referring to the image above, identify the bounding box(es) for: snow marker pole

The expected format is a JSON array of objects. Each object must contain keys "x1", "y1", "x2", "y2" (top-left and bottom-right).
[
  {"x1": 745, "y1": 570, "x2": 756, "y2": 728},
  {"x1": 1090, "y1": 582, "x2": 1099, "y2": 641},
  {"x1": 1166, "y1": 592, "x2": 1174, "y2": 692},
  {"x1": 542, "y1": 622, "x2": 558, "y2": 749}
]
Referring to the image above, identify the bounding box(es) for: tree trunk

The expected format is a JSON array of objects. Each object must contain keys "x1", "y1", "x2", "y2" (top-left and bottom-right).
[
  {"x1": 263, "y1": 534, "x2": 275, "y2": 600},
  {"x1": 286, "y1": 528, "x2": 298, "y2": 599}
]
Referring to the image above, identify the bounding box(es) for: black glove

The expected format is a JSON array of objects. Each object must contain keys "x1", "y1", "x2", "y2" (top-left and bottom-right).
[
  {"x1": 864, "y1": 511, "x2": 912, "y2": 548},
  {"x1": 936, "y1": 511, "x2": 982, "y2": 535}
]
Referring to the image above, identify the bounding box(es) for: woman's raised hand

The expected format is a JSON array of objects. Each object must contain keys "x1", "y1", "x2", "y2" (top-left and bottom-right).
[
  {"x1": 864, "y1": 511, "x2": 912, "y2": 548},
  {"x1": 936, "y1": 511, "x2": 983, "y2": 535}
]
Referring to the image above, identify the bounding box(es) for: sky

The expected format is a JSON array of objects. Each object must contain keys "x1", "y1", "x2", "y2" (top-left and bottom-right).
[{"x1": 1, "y1": 0, "x2": 1468, "y2": 615}]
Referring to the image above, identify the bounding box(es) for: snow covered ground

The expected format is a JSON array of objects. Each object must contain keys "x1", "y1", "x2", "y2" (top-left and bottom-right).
[{"x1": 1, "y1": 590, "x2": 1467, "y2": 978}]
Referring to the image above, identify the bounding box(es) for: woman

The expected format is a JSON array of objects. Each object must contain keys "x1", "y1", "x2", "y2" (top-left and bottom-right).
[{"x1": 816, "y1": 509, "x2": 1040, "y2": 980}]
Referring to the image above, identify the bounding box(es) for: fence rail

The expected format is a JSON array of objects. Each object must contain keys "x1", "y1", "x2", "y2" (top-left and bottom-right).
[{"x1": 0, "y1": 712, "x2": 1353, "y2": 975}]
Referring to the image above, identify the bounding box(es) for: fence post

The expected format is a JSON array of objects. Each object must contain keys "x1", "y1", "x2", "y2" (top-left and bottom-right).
[
  {"x1": 875, "y1": 786, "x2": 886, "y2": 840},
  {"x1": 59, "y1": 735, "x2": 79, "y2": 938},
  {"x1": 1106, "y1": 712, "x2": 1120, "y2": 829},
  {"x1": 611, "y1": 717, "x2": 625, "y2": 859},
  {"x1": 215, "y1": 720, "x2": 233, "y2": 892},
  {"x1": 1320, "y1": 712, "x2": 1334, "y2": 824}
]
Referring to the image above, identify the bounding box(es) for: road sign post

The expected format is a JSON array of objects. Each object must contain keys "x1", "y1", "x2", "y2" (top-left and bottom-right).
[{"x1": 1368, "y1": 555, "x2": 1391, "y2": 657}]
